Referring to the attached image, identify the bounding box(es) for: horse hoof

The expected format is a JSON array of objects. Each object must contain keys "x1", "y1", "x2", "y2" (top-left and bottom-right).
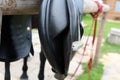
[
  {"x1": 20, "y1": 79, "x2": 28, "y2": 80},
  {"x1": 54, "y1": 74, "x2": 65, "y2": 80},
  {"x1": 20, "y1": 74, "x2": 28, "y2": 80},
  {"x1": 20, "y1": 77, "x2": 28, "y2": 80}
]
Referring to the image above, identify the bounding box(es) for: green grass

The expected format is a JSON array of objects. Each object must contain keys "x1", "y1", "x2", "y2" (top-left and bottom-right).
[
  {"x1": 82, "y1": 14, "x2": 120, "y2": 54},
  {"x1": 76, "y1": 62, "x2": 104, "y2": 80},
  {"x1": 82, "y1": 14, "x2": 95, "y2": 36},
  {"x1": 76, "y1": 14, "x2": 120, "y2": 80},
  {"x1": 83, "y1": 14, "x2": 120, "y2": 36},
  {"x1": 101, "y1": 40, "x2": 120, "y2": 53}
]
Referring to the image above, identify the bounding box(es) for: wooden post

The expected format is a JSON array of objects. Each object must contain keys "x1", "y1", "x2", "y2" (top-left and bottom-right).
[
  {"x1": 1, "y1": 0, "x2": 109, "y2": 15},
  {"x1": 3, "y1": 0, "x2": 40, "y2": 15},
  {"x1": 93, "y1": 0, "x2": 109, "y2": 68},
  {"x1": 0, "y1": 0, "x2": 110, "y2": 44},
  {"x1": 93, "y1": 12, "x2": 107, "y2": 68}
]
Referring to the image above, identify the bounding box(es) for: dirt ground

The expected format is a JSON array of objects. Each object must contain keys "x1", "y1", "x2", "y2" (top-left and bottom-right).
[
  {"x1": 0, "y1": 29, "x2": 119, "y2": 80},
  {"x1": 0, "y1": 29, "x2": 85, "y2": 80}
]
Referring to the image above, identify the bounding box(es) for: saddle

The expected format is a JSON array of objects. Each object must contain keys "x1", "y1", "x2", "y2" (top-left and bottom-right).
[
  {"x1": 0, "y1": 15, "x2": 34, "y2": 62},
  {"x1": 39, "y1": 0, "x2": 84, "y2": 77}
]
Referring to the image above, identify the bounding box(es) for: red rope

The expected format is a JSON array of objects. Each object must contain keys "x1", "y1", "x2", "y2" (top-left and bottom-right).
[
  {"x1": 91, "y1": 1, "x2": 103, "y2": 19},
  {"x1": 70, "y1": 1, "x2": 103, "y2": 80},
  {"x1": 70, "y1": 19, "x2": 94, "y2": 80},
  {"x1": 91, "y1": 1, "x2": 103, "y2": 45},
  {"x1": 88, "y1": 1, "x2": 103, "y2": 80},
  {"x1": 70, "y1": 34, "x2": 90, "y2": 80}
]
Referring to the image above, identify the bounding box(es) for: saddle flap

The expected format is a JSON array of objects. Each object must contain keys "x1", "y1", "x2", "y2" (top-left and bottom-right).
[
  {"x1": 39, "y1": 0, "x2": 84, "y2": 76},
  {"x1": 48, "y1": 0, "x2": 69, "y2": 39}
]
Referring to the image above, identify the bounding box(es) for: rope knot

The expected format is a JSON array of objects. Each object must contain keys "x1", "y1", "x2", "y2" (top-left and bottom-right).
[{"x1": 91, "y1": 1, "x2": 103, "y2": 19}]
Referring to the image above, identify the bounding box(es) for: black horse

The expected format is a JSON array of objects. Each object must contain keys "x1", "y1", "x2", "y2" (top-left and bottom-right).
[
  {"x1": 21, "y1": 0, "x2": 84, "y2": 79},
  {"x1": 3, "y1": 0, "x2": 84, "y2": 80}
]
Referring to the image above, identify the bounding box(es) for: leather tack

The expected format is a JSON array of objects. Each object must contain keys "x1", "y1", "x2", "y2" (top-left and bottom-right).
[
  {"x1": 0, "y1": 15, "x2": 33, "y2": 62},
  {"x1": 39, "y1": 0, "x2": 84, "y2": 76}
]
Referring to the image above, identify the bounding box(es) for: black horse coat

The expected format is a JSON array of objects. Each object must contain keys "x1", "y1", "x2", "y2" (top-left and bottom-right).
[
  {"x1": 0, "y1": 15, "x2": 33, "y2": 62},
  {"x1": 39, "y1": 0, "x2": 83, "y2": 77}
]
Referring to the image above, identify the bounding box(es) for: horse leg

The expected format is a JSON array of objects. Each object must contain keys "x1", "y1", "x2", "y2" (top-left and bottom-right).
[
  {"x1": 20, "y1": 55, "x2": 29, "y2": 80},
  {"x1": 38, "y1": 50, "x2": 46, "y2": 80},
  {"x1": 5, "y1": 62, "x2": 11, "y2": 80}
]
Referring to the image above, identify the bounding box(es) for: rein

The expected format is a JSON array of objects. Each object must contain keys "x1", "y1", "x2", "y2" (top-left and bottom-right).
[{"x1": 70, "y1": 1, "x2": 103, "y2": 80}]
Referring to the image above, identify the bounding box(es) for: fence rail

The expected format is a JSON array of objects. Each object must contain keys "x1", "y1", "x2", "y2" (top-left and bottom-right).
[
  {"x1": 0, "y1": 0, "x2": 110, "y2": 42},
  {"x1": 0, "y1": 0, "x2": 110, "y2": 15}
]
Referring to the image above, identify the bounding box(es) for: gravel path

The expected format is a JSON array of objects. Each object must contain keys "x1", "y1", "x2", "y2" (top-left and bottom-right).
[{"x1": 100, "y1": 53, "x2": 120, "y2": 80}]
